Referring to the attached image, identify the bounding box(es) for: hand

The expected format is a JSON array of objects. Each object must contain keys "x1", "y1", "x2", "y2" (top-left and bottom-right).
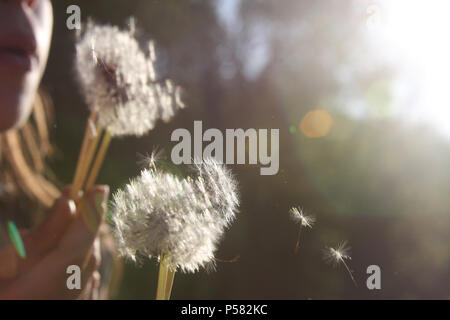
[{"x1": 0, "y1": 185, "x2": 109, "y2": 300}]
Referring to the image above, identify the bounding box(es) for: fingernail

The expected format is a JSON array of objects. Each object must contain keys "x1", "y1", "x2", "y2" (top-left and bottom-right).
[
  {"x1": 68, "y1": 200, "x2": 77, "y2": 216},
  {"x1": 7, "y1": 221, "x2": 26, "y2": 259},
  {"x1": 101, "y1": 185, "x2": 110, "y2": 197},
  {"x1": 94, "y1": 191, "x2": 108, "y2": 219}
]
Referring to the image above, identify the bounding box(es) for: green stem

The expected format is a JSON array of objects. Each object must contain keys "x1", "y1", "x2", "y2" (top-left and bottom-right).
[
  {"x1": 156, "y1": 255, "x2": 169, "y2": 300},
  {"x1": 84, "y1": 130, "x2": 112, "y2": 192},
  {"x1": 165, "y1": 268, "x2": 176, "y2": 300}
]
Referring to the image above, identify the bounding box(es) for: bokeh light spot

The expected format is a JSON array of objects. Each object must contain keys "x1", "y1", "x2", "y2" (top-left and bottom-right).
[
  {"x1": 300, "y1": 109, "x2": 334, "y2": 138},
  {"x1": 289, "y1": 125, "x2": 297, "y2": 134}
]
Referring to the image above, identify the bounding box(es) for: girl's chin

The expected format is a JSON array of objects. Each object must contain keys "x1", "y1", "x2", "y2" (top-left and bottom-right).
[
  {"x1": 0, "y1": 78, "x2": 37, "y2": 132},
  {"x1": 0, "y1": 100, "x2": 33, "y2": 132}
]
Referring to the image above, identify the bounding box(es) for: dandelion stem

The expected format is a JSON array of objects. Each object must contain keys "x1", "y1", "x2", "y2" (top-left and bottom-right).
[
  {"x1": 164, "y1": 268, "x2": 176, "y2": 300},
  {"x1": 156, "y1": 255, "x2": 169, "y2": 300},
  {"x1": 71, "y1": 111, "x2": 98, "y2": 199},
  {"x1": 84, "y1": 130, "x2": 112, "y2": 192},
  {"x1": 341, "y1": 258, "x2": 357, "y2": 287},
  {"x1": 294, "y1": 225, "x2": 302, "y2": 255},
  {"x1": 71, "y1": 122, "x2": 103, "y2": 200}
]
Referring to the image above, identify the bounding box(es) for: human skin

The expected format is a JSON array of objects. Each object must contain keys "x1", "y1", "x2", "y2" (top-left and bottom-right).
[
  {"x1": 0, "y1": 0, "x2": 107, "y2": 299},
  {"x1": 0, "y1": 0, "x2": 52, "y2": 131}
]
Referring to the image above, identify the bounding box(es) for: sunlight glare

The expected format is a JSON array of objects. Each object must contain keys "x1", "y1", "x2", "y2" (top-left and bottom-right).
[{"x1": 371, "y1": 0, "x2": 450, "y2": 138}]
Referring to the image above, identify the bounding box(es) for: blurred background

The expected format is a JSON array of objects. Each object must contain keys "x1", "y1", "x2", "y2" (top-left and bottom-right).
[{"x1": 44, "y1": 0, "x2": 450, "y2": 299}]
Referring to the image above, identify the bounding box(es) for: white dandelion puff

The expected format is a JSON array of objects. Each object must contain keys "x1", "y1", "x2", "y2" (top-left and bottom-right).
[
  {"x1": 324, "y1": 241, "x2": 357, "y2": 287},
  {"x1": 75, "y1": 20, "x2": 185, "y2": 137},
  {"x1": 111, "y1": 158, "x2": 239, "y2": 273},
  {"x1": 290, "y1": 207, "x2": 315, "y2": 254}
]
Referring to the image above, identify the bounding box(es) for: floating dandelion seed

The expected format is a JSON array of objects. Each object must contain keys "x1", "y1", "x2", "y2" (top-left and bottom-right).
[
  {"x1": 324, "y1": 241, "x2": 357, "y2": 287},
  {"x1": 111, "y1": 157, "x2": 239, "y2": 274},
  {"x1": 290, "y1": 207, "x2": 315, "y2": 254},
  {"x1": 136, "y1": 147, "x2": 165, "y2": 169},
  {"x1": 290, "y1": 207, "x2": 315, "y2": 228}
]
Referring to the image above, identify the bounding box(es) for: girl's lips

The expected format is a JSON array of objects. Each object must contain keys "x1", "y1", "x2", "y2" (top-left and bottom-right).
[{"x1": 0, "y1": 47, "x2": 36, "y2": 72}]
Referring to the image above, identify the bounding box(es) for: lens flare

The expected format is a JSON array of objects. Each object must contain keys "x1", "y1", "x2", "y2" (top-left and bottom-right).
[{"x1": 300, "y1": 109, "x2": 333, "y2": 138}]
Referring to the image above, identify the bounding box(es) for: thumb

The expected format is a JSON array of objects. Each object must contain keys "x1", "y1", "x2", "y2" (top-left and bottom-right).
[
  {"x1": 22, "y1": 195, "x2": 77, "y2": 261},
  {"x1": 79, "y1": 185, "x2": 109, "y2": 234}
]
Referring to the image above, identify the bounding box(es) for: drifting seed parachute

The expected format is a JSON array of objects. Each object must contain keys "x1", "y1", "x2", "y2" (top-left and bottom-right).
[
  {"x1": 290, "y1": 206, "x2": 315, "y2": 254},
  {"x1": 324, "y1": 241, "x2": 351, "y2": 266},
  {"x1": 290, "y1": 207, "x2": 315, "y2": 228},
  {"x1": 324, "y1": 241, "x2": 357, "y2": 286}
]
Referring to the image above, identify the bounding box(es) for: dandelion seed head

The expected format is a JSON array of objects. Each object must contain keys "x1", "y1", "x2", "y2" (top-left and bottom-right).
[
  {"x1": 290, "y1": 207, "x2": 315, "y2": 228},
  {"x1": 111, "y1": 158, "x2": 239, "y2": 273},
  {"x1": 75, "y1": 20, "x2": 186, "y2": 137}
]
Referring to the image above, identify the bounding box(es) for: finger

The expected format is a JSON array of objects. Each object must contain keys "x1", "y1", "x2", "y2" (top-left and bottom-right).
[
  {"x1": 0, "y1": 223, "x2": 23, "y2": 281},
  {"x1": 0, "y1": 246, "x2": 19, "y2": 281},
  {"x1": 61, "y1": 185, "x2": 84, "y2": 204},
  {"x1": 22, "y1": 195, "x2": 77, "y2": 262},
  {"x1": 57, "y1": 214, "x2": 102, "y2": 274},
  {"x1": 0, "y1": 186, "x2": 108, "y2": 298},
  {"x1": 89, "y1": 239, "x2": 102, "y2": 297},
  {"x1": 81, "y1": 238, "x2": 101, "y2": 270},
  {"x1": 0, "y1": 236, "x2": 101, "y2": 300},
  {"x1": 20, "y1": 184, "x2": 101, "y2": 266},
  {"x1": 89, "y1": 271, "x2": 101, "y2": 300},
  {"x1": 79, "y1": 185, "x2": 109, "y2": 234},
  {"x1": 60, "y1": 186, "x2": 72, "y2": 199},
  {"x1": 77, "y1": 271, "x2": 100, "y2": 300},
  {"x1": 0, "y1": 246, "x2": 81, "y2": 299},
  {"x1": 77, "y1": 275, "x2": 93, "y2": 300},
  {"x1": 69, "y1": 250, "x2": 99, "y2": 300}
]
